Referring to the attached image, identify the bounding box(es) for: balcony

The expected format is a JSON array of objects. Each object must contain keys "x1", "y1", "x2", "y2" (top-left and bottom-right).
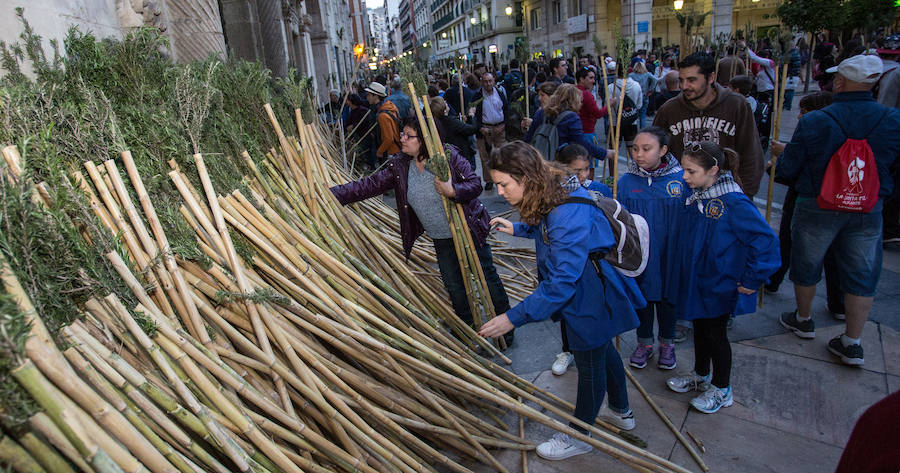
[
  {"x1": 433, "y1": 12, "x2": 455, "y2": 30},
  {"x1": 431, "y1": 0, "x2": 448, "y2": 13}
]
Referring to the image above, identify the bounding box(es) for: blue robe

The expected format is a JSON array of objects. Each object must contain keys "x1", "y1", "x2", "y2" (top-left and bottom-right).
[
  {"x1": 667, "y1": 191, "x2": 780, "y2": 319},
  {"x1": 585, "y1": 179, "x2": 613, "y2": 197},
  {"x1": 616, "y1": 170, "x2": 687, "y2": 302},
  {"x1": 507, "y1": 187, "x2": 645, "y2": 350}
]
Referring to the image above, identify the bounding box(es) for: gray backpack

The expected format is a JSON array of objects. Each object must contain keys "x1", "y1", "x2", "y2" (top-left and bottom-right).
[
  {"x1": 565, "y1": 191, "x2": 650, "y2": 278},
  {"x1": 532, "y1": 110, "x2": 575, "y2": 160}
]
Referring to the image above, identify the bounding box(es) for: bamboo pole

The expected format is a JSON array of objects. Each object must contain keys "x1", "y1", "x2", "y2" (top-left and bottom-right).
[{"x1": 611, "y1": 69, "x2": 629, "y2": 198}]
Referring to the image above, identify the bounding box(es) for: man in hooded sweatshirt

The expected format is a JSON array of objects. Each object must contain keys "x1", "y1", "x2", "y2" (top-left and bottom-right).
[
  {"x1": 653, "y1": 52, "x2": 765, "y2": 197},
  {"x1": 365, "y1": 82, "x2": 401, "y2": 161}
]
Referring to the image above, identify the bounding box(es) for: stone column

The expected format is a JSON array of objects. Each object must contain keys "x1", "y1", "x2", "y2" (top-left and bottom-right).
[
  {"x1": 220, "y1": 0, "x2": 265, "y2": 61},
  {"x1": 166, "y1": 0, "x2": 227, "y2": 61},
  {"x1": 256, "y1": 0, "x2": 291, "y2": 77},
  {"x1": 710, "y1": 0, "x2": 733, "y2": 40},
  {"x1": 620, "y1": 0, "x2": 652, "y2": 51}
]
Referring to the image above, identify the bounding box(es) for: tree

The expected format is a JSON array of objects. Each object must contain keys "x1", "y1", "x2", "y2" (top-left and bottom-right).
[
  {"x1": 776, "y1": 0, "x2": 842, "y2": 91},
  {"x1": 843, "y1": 0, "x2": 898, "y2": 45}
]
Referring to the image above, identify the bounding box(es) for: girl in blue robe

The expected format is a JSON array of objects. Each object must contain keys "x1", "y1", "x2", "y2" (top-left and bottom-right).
[
  {"x1": 666, "y1": 141, "x2": 780, "y2": 414},
  {"x1": 545, "y1": 143, "x2": 614, "y2": 376},
  {"x1": 616, "y1": 127, "x2": 686, "y2": 371},
  {"x1": 479, "y1": 141, "x2": 645, "y2": 461}
]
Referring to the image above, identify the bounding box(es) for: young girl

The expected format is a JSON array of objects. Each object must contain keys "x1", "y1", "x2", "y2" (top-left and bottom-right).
[
  {"x1": 545, "y1": 143, "x2": 613, "y2": 376},
  {"x1": 479, "y1": 142, "x2": 645, "y2": 459},
  {"x1": 617, "y1": 127, "x2": 685, "y2": 370},
  {"x1": 665, "y1": 141, "x2": 780, "y2": 414}
]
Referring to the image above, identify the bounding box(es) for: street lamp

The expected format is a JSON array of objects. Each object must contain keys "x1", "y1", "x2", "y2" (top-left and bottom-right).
[
  {"x1": 673, "y1": 0, "x2": 683, "y2": 9},
  {"x1": 470, "y1": 16, "x2": 477, "y2": 24},
  {"x1": 442, "y1": 32, "x2": 447, "y2": 38},
  {"x1": 505, "y1": 5, "x2": 513, "y2": 16}
]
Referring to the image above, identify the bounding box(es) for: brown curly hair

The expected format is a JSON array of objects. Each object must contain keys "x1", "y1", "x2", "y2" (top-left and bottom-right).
[
  {"x1": 487, "y1": 141, "x2": 569, "y2": 225},
  {"x1": 544, "y1": 84, "x2": 583, "y2": 120}
]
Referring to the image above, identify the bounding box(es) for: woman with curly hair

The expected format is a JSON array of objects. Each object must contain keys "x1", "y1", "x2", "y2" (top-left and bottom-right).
[
  {"x1": 523, "y1": 84, "x2": 612, "y2": 161},
  {"x1": 479, "y1": 141, "x2": 645, "y2": 460}
]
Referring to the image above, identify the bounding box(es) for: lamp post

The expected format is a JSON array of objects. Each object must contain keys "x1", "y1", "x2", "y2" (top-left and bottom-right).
[
  {"x1": 673, "y1": 0, "x2": 683, "y2": 9},
  {"x1": 505, "y1": 5, "x2": 513, "y2": 16}
]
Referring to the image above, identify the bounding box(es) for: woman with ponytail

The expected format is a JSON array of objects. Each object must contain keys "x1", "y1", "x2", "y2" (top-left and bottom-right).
[
  {"x1": 665, "y1": 140, "x2": 780, "y2": 414},
  {"x1": 479, "y1": 141, "x2": 645, "y2": 460}
]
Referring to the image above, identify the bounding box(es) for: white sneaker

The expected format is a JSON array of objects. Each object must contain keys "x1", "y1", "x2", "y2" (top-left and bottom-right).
[
  {"x1": 535, "y1": 432, "x2": 592, "y2": 460},
  {"x1": 551, "y1": 352, "x2": 575, "y2": 375},
  {"x1": 690, "y1": 386, "x2": 733, "y2": 414},
  {"x1": 666, "y1": 371, "x2": 712, "y2": 393},
  {"x1": 599, "y1": 406, "x2": 635, "y2": 431}
]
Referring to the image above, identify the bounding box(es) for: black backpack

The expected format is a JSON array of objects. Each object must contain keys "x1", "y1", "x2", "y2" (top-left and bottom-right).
[
  {"x1": 611, "y1": 82, "x2": 639, "y2": 126},
  {"x1": 532, "y1": 111, "x2": 576, "y2": 160}
]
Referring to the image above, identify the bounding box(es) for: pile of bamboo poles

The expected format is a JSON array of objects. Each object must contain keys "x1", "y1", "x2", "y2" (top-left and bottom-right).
[{"x1": 0, "y1": 99, "x2": 697, "y2": 473}]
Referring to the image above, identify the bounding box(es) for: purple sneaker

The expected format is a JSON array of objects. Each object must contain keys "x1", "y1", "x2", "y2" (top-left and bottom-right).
[
  {"x1": 657, "y1": 343, "x2": 677, "y2": 370},
  {"x1": 629, "y1": 344, "x2": 654, "y2": 369}
]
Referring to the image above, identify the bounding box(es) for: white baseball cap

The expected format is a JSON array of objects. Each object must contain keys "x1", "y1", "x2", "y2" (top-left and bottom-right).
[
  {"x1": 364, "y1": 82, "x2": 388, "y2": 97},
  {"x1": 826, "y1": 54, "x2": 884, "y2": 84},
  {"x1": 605, "y1": 61, "x2": 617, "y2": 71}
]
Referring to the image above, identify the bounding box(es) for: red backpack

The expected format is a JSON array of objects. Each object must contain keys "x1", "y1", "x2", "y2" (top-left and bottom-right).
[{"x1": 816, "y1": 109, "x2": 887, "y2": 213}]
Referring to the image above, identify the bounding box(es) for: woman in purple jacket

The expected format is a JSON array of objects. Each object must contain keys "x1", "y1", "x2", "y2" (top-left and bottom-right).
[{"x1": 330, "y1": 117, "x2": 513, "y2": 344}]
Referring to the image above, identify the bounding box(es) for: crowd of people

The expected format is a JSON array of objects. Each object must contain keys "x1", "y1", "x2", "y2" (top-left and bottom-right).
[{"x1": 326, "y1": 33, "x2": 900, "y2": 463}]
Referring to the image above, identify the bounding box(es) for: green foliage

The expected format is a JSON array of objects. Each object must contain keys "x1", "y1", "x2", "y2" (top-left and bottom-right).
[
  {"x1": 0, "y1": 291, "x2": 39, "y2": 431},
  {"x1": 843, "y1": 0, "x2": 898, "y2": 35},
  {"x1": 776, "y1": 0, "x2": 843, "y2": 34},
  {"x1": 398, "y1": 57, "x2": 427, "y2": 106},
  {"x1": 214, "y1": 287, "x2": 290, "y2": 307}
]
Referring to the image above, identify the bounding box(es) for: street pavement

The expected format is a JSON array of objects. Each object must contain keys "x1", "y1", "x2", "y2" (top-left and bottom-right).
[{"x1": 380, "y1": 87, "x2": 899, "y2": 471}]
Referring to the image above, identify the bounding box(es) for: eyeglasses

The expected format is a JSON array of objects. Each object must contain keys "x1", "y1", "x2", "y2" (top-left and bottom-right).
[
  {"x1": 687, "y1": 142, "x2": 718, "y2": 168},
  {"x1": 400, "y1": 132, "x2": 418, "y2": 140}
]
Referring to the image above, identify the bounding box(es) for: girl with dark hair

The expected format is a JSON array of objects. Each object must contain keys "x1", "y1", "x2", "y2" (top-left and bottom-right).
[
  {"x1": 522, "y1": 84, "x2": 611, "y2": 160},
  {"x1": 480, "y1": 141, "x2": 644, "y2": 460},
  {"x1": 544, "y1": 143, "x2": 613, "y2": 376},
  {"x1": 330, "y1": 117, "x2": 513, "y2": 346},
  {"x1": 617, "y1": 126, "x2": 685, "y2": 371},
  {"x1": 665, "y1": 141, "x2": 779, "y2": 414}
]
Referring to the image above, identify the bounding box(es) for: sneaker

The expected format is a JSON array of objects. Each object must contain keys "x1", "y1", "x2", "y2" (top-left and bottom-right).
[
  {"x1": 657, "y1": 344, "x2": 677, "y2": 370},
  {"x1": 535, "y1": 432, "x2": 592, "y2": 460},
  {"x1": 599, "y1": 407, "x2": 635, "y2": 431},
  {"x1": 629, "y1": 344, "x2": 654, "y2": 369},
  {"x1": 551, "y1": 352, "x2": 574, "y2": 375},
  {"x1": 666, "y1": 372, "x2": 711, "y2": 393},
  {"x1": 673, "y1": 325, "x2": 691, "y2": 343},
  {"x1": 829, "y1": 310, "x2": 846, "y2": 321},
  {"x1": 690, "y1": 386, "x2": 734, "y2": 414},
  {"x1": 780, "y1": 310, "x2": 815, "y2": 339},
  {"x1": 827, "y1": 336, "x2": 864, "y2": 366}
]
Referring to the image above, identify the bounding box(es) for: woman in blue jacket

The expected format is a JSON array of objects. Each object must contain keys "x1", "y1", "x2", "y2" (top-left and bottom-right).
[
  {"x1": 523, "y1": 84, "x2": 609, "y2": 160},
  {"x1": 617, "y1": 127, "x2": 685, "y2": 371},
  {"x1": 479, "y1": 141, "x2": 645, "y2": 460},
  {"x1": 666, "y1": 141, "x2": 780, "y2": 414}
]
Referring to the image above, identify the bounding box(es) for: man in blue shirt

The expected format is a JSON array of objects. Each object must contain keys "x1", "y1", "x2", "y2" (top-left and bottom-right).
[{"x1": 773, "y1": 54, "x2": 900, "y2": 366}]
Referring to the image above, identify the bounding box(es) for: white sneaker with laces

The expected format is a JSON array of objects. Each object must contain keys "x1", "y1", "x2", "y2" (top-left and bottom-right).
[
  {"x1": 551, "y1": 352, "x2": 575, "y2": 375},
  {"x1": 666, "y1": 371, "x2": 712, "y2": 393},
  {"x1": 536, "y1": 432, "x2": 592, "y2": 460},
  {"x1": 690, "y1": 386, "x2": 733, "y2": 414},
  {"x1": 599, "y1": 406, "x2": 635, "y2": 431}
]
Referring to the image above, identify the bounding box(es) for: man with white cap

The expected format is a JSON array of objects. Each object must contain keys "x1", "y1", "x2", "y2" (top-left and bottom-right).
[
  {"x1": 364, "y1": 82, "x2": 401, "y2": 161},
  {"x1": 773, "y1": 54, "x2": 900, "y2": 366}
]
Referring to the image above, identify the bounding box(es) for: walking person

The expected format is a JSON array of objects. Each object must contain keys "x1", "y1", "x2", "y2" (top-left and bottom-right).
[
  {"x1": 430, "y1": 97, "x2": 478, "y2": 170},
  {"x1": 617, "y1": 127, "x2": 686, "y2": 370},
  {"x1": 628, "y1": 61, "x2": 658, "y2": 129},
  {"x1": 773, "y1": 54, "x2": 900, "y2": 366},
  {"x1": 523, "y1": 84, "x2": 611, "y2": 161},
  {"x1": 576, "y1": 66, "x2": 608, "y2": 169},
  {"x1": 479, "y1": 141, "x2": 644, "y2": 459},
  {"x1": 606, "y1": 61, "x2": 642, "y2": 158},
  {"x1": 364, "y1": 82, "x2": 402, "y2": 162},
  {"x1": 470, "y1": 72, "x2": 509, "y2": 190},
  {"x1": 666, "y1": 141, "x2": 780, "y2": 413},
  {"x1": 330, "y1": 117, "x2": 514, "y2": 346}
]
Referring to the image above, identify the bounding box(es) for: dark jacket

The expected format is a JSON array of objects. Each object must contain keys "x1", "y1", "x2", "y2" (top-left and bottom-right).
[
  {"x1": 445, "y1": 85, "x2": 474, "y2": 117},
  {"x1": 436, "y1": 115, "x2": 477, "y2": 160},
  {"x1": 329, "y1": 145, "x2": 489, "y2": 258},
  {"x1": 777, "y1": 91, "x2": 900, "y2": 200},
  {"x1": 471, "y1": 87, "x2": 510, "y2": 130},
  {"x1": 523, "y1": 108, "x2": 606, "y2": 158}
]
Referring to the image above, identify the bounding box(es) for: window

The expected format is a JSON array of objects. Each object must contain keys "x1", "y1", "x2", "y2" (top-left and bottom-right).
[
  {"x1": 552, "y1": 1, "x2": 561, "y2": 24},
  {"x1": 569, "y1": 0, "x2": 582, "y2": 17},
  {"x1": 530, "y1": 7, "x2": 542, "y2": 30}
]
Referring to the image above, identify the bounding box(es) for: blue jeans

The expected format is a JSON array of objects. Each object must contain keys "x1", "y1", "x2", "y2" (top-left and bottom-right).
[
  {"x1": 433, "y1": 237, "x2": 510, "y2": 326},
  {"x1": 790, "y1": 198, "x2": 883, "y2": 297},
  {"x1": 571, "y1": 342, "x2": 629, "y2": 433},
  {"x1": 638, "y1": 101, "x2": 649, "y2": 129},
  {"x1": 635, "y1": 301, "x2": 676, "y2": 345}
]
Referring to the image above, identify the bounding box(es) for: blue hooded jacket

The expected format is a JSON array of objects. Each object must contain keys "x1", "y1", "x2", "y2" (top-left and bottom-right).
[
  {"x1": 616, "y1": 155, "x2": 686, "y2": 302},
  {"x1": 507, "y1": 186, "x2": 644, "y2": 350},
  {"x1": 667, "y1": 183, "x2": 780, "y2": 319}
]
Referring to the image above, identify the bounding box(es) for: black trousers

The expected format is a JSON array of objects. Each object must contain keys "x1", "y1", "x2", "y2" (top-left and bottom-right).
[{"x1": 692, "y1": 314, "x2": 732, "y2": 389}]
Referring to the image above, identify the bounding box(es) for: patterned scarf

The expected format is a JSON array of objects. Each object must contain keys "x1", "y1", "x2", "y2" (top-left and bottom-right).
[
  {"x1": 684, "y1": 171, "x2": 743, "y2": 212},
  {"x1": 562, "y1": 174, "x2": 581, "y2": 193},
  {"x1": 626, "y1": 153, "x2": 683, "y2": 186}
]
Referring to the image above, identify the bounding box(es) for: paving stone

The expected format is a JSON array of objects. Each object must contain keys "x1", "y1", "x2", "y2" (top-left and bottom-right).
[
  {"x1": 889, "y1": 375, "x2": 900, "y2": 394},
  {"x1": 725, "y1": 343, "x2": 888, "y2": 447},
  {"x1": 880, "y1": 324, "x2": 900, "y2": 377},
  {"x1": 671, "y1": 410, "x2": 845, "y2": 473},
  {"x1": 738, "y1": 320, "x2": 886, "y2": 374}
]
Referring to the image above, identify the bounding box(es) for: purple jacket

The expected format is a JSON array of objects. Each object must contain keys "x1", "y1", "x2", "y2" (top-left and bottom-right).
[{"x1": 330, "y1": 145, "x2": 490, "y2": 258}]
